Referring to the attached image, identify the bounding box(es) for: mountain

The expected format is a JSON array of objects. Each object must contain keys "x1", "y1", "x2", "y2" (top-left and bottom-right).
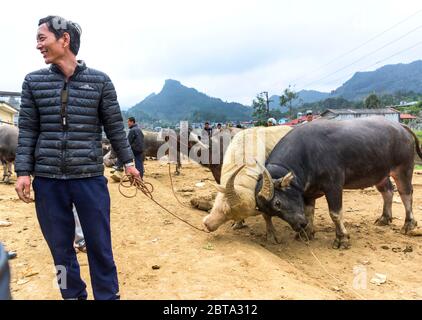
[
  {"x1": 332, "y1": 60, "x2": 422, "y2": 100},
  {"x1": 127, "y1": 79, "x2": 252, "y2": 123},
  {"x1": 269, "y1": 90, "x2": 329, "y2": 112}
]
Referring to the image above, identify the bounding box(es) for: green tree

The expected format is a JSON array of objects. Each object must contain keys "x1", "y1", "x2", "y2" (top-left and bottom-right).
[
  {"x1": 365, "y1": 94, "x2": 381, "y2": 109},
  {"x1": 252, "y1": 94, "x2": 268, "y2": 126},
  {"x1": 279, "y1": 86, "x2": 298, "y2": 119}
]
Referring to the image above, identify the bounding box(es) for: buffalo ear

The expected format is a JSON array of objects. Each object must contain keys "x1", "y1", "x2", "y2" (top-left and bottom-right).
[{"x1": 275, "y1": 172, "x2": 295, "y2": 190}]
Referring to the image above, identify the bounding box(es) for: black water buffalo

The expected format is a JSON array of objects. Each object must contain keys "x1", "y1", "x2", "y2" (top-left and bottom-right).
[
  {"x1": 0, "y1": 125, "x2": 18, "y2": 184},
  {"x1": 256, "y1": 117, "x2": 421, "y2": 249}
]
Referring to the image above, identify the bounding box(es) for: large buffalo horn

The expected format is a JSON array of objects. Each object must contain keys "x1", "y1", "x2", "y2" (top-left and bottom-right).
[
  {"x1": 225, "y1": 165, "x2": 245, "y2": 204},
  {"x1": 275, "y1": 172, "x2": 295, "y2": 189},
  {"x1": 208, "y1": 181, "x2": 226, "y2": 193},
  {"x1": 257, "y1": 163, "x2": 274, "y2": 201}
]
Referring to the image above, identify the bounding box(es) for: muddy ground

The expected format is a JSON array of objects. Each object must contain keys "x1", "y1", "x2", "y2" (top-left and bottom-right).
[{"x1": 1, "y1": 160, "x2": 422, "y2": 300}]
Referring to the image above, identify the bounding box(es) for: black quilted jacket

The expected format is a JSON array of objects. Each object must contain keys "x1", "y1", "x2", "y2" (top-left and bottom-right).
[{"x1": 15, "y1": 61, "x2": 134, "y2": 179}]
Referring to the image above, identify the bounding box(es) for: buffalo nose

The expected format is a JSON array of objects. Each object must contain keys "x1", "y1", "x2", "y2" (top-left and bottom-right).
[{"x1": 203, "y1": 218, "x2": 212, "y2": 232}]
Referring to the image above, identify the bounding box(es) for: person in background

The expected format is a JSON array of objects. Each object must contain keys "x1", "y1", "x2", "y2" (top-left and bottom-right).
[
  {"x1": 113, "y1": 117, "x2": 144, "y2": 178},
  {"x1": 126, "y1": 117, "x2": 144, "y2": 178},
  {"x1": 267, "y1": 118, "x2": 277, "y2": 126},
  {"x1": 204, "y1": 122, "x2": 213, "y2": 136},
  {"x1": 0, "y1": 243, "x2": 11, "y2": 300},
  {"x1": 73, "y1": 206, "x2": 86, "y2": 253},
  {"x1": 304, "y1": 110, "x2": 313, "y2": 123}
]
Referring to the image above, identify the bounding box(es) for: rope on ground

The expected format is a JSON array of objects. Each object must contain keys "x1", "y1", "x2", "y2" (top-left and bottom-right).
[
  {"x1": 168, "y1": 163, "x2": 193, "y2": 209},
  {"x1": 298, "y1": 229, "x2": 366, "y2": 300},
  {"x1": 118, "y1": 173, "x2": 210, "y2": 233}
]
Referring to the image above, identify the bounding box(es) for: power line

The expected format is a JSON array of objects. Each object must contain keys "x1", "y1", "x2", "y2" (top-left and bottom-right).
[
  {"x1": 297, "y1": 23, "x2": 422, "y2": 91},
  {"x1": 316, "y1": 40, "x2": 422, "y2": 94},
  {"x1": 290, "y1": 7, "x2": 422, "y2": 85}
]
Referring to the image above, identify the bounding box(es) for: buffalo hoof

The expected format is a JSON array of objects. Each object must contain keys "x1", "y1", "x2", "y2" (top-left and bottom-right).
[
  {"x1": 266, "y1": 231, "x2": 280, "y2": 244},
  {"x1": 374, "y1": 215, "x2": 392, "y2": 226},
  {"x1": 401, "y1": 219, "x2": 418, "y2": 235},
  {"x1": 332, "y1": 234, "x2": 351, "y2": 250},
  {"x1": 295, "y1": 228, "x2": 315, "y2": 242},
  {"x1": 232, "y1": 220, "x2": 247, "y2": 230}
]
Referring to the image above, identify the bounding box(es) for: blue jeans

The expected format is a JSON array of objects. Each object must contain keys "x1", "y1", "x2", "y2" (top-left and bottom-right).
[
  {"x1": 32, "y1": 176, "x2": 119, "y2": 300},
  {"x1": 134, "y1": 152, "x2": 144, "y2": 178}
]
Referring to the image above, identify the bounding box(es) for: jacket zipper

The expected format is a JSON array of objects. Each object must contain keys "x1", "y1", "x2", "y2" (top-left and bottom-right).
[{"x1": 60, "y1": 81, "x2": 69, "y2": 174}]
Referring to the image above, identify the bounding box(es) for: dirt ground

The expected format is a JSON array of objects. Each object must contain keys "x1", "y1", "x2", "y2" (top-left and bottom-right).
[{"x1": 1, "y1": 159, "x2": 422, "y2": 300}]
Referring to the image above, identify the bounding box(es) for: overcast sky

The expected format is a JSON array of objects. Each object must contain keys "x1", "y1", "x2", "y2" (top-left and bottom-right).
[{"x1": 1, "y1": 0, "x2": 421, "y2": 108}]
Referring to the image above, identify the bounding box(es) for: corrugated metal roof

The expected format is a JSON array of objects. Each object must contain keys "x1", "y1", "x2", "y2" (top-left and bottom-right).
[{"x1": 321, "y1": 108, "x2": 399, "y2": 116}]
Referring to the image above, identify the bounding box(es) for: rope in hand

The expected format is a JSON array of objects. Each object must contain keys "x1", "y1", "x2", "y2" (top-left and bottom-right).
[
  {"x1": 118, "y1": 173, "x2": 210, "y2": 233},
  {"x1": 298, "y1": 228, "x2": 365, "y2": 300}
]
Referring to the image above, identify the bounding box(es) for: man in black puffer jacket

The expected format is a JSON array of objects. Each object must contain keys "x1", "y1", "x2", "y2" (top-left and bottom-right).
[{"x1": 14, "y1": 15, "x2": 140, "y2": 300}]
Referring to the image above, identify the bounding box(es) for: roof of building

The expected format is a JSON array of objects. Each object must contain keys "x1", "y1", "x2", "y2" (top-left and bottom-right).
[
  {"x1": 0, "y1": 101, "x2": 19, "y2": 114},
  {"x1": 0, "y1": 91, "x2": 21, "y2": 97},
  {"x1": 400, "y1": 113, "x2": 418, "y2": 120},
  {"x1": 282, "y1": 115, "x2": 320, "y2": 126},
  {"x1": 321, "y1": 108, "x2": 400, "y2": 116}
]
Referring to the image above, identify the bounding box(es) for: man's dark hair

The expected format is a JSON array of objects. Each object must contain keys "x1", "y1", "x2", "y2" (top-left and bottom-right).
[
  {"x1": 38, "y1": 16, "x2": 82, "y2": 56},
  {"x1": 128, "y1": 117, "x2": 136, "y2": 123},
  {"x1": 205, "y1": 122, "x2": 209, "y2": 125}
]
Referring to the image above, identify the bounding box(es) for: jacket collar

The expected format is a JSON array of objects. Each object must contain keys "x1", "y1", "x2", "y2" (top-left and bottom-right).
[
  {"x1": 50, "y1": 60, "x2": 87, "y2": 78},
  {"x1": 129, "y1": 123, "x2": 138, "y2": 129}
]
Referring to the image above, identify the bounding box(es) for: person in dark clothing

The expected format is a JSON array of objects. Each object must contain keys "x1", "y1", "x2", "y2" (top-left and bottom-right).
[
  {"x1": 0, "y1": 243, "x2": 11, "y2": 300},
  {"x1": 14, "y1": 15, "x2": 140, "y2": 300},
  {"x1": 204, "y1": 122, "x2": 213, "y2": 136},
  {"x1": 126, "y1": 117, "x2": 144, "y2": 177}
]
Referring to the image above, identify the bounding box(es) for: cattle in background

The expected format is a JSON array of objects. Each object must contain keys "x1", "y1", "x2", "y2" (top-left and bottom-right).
[
  {"x1": 256, "y1": 117, "x2": 422, "y2": 249},
  {"x1": 0, "y1": 125, "x2": 18, "y2": 184},
  {"x1": 103, "y1": 128, "x2": 242, "y2": 183},
  {"x1": 203, "y1": 126, "x2": 292, "y2": 242}
]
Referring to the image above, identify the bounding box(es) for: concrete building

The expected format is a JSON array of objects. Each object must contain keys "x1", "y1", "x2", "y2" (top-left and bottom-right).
[
  {"x1": 320, "y1": 108, "x2": 400, "y2": 123},
  {"x1": 0, "y1": 101, "x2": 18, "y2": 125}
]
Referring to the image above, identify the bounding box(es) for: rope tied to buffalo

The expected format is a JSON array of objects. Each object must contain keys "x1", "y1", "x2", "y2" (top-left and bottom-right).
[
  {"x1": 298, "y1": 228, "x2": 366, "y2": 300},
  {"x1": 118, "y1": 172, "x2": 210, "y2": 233}
]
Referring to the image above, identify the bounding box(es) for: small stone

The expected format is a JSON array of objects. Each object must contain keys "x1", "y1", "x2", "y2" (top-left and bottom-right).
[
  {"x1": 370, "y1": 273, "x2": 387, "y2": 286},
  {"x1": 392, "y1": 247, "x2": 402, "y2": 253},
  {"x1": 203, "y1": 243, "x2": 214, "y2": 250},
  {"x1": 152, "y1": 265, "x2": 160, "y2": 270},
  {"x1": 332, "y1": 286, "x2": 342, "y2": 292},
  {"x1": 381, "y1": 245, "x2": 389, "y2": 250},
  {"x1": 0, "y1": 220, "x2": 12, "y2": 227},
  {"x1": 195, "y1": 182, "x2": 206, "y2": 188}
]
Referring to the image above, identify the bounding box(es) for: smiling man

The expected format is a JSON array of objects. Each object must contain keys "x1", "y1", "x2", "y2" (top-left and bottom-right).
[{"x1": 14, "y1": 16, "x2": 140, "y2": 300}]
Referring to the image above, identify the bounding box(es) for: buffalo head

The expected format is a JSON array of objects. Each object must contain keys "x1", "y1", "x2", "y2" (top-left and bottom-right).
[{"x1": 255, "y1": 163, "x2": 308, "y2": 232}]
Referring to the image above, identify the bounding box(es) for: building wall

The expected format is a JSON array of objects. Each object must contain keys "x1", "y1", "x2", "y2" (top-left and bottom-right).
[
  {"x1": 328, "y1": 113, "x2": 400, "y2": 123},
  {"x1": 0, "y1": 108, "x2": 15, "y2": 125}
]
